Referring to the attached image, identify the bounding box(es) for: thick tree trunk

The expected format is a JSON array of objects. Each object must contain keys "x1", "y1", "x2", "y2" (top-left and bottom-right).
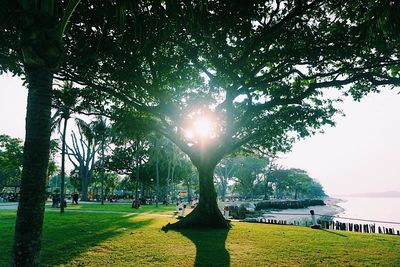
[
  {"x1": 163, "y1": 162, "x2": 229, "y2": 229},
  {"x1": 12, "y1": 66, "x2": 53, "y2": 266},
  {"x1": 81, "y1": 175, "x2": 89, "y2": 201}
]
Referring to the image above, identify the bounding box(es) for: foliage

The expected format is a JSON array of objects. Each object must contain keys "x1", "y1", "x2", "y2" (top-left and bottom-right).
[
  {"x1": 0, "y1": 135, "x2": 23, "y2": 190},
  {"x1": 107, "y1": 132, "x2": 195, "y2": 200},
  {"x1": 67, "y1": 1, "x2": 400, "y2": 163},
  {"x1": 90, "y1": 171, "x2": 119, "y2": 197},
  {"x1": 230, "y1": 156, "x2": 269, "y2": 199},
  {"x1": 268, "y1": 168, "x2": 326, "y2": 199},
  {"x1": 214, "y1": 154, "x2": 326, "y2": 200}
]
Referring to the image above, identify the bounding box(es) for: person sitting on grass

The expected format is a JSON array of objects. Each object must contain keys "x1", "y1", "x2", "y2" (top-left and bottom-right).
[
  {"x1": 177, "y1": 204, "x2": 187, "y2": 219},
  {"x1": 173, "y1": 201, "x2": 180, "y2": 216},
  {"x1": 131, "y1": 199, "x2": 141, "y2": 209}
]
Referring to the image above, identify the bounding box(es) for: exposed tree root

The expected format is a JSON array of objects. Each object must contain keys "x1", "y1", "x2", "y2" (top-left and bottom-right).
[{"x1": 162, "y1": 205, "x2": 230, "y2": 231}]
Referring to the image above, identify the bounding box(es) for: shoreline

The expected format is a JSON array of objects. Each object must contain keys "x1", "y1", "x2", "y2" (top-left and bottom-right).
[{"x1": 258, "y1": 197, "x2": 345, "y2": 224}]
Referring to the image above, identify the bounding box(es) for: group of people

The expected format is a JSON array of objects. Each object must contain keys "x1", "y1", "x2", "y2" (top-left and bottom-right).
[
  {"x1": 0, "y1": 193, "x2": 19, "y2": 202},
  {"x1": 51, "y1": 194, "x2": 67, "y2": 208},
  {"x1": 50, "y1": 192, "x2": 79, "y2": 208}
]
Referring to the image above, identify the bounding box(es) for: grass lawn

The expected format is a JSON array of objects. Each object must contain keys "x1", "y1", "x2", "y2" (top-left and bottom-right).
[
  {"x1": 57, "y1": 202, "x2": 176, "y2": 214},
  {"x1": 1, "y1": 205, "x2": 400, "y2": 266}
]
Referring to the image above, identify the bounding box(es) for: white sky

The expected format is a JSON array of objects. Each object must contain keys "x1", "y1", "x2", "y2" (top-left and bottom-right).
[{"x1": 1, "y1": 74, "x2": 399, "y2": 196}]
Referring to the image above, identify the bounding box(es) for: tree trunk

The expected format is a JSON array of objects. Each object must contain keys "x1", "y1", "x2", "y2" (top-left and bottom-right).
[
  {"x1": 81, "y1": 174, "x2": 89, "y2": 201},
  {"x1": 100, "y1": 141, "x2": 105, "y2": 205},
  {"x1": 155, "y1": 150, "x2": 159, "y2": 207},
  {"x1": 171, "y1": 163, "x2": 175, "y2": 201},
  {"x1": 60, "y1": 117, "x2": 68, "y2": 213},
  {"x1": 166, "y1": 160, "x2": 171, "y2": 203},
  {"x1": 134, "y1": 139, "x2": 140, "y2": 201},
  {"x1": 163, "y1": 162, "x2": 229, "y2": 229},
  {"x1": 187, "y1": 176, "x2": 192, "y2": 202},
  {"x1": 263, "y1": 174, "x2": 269, "y2": 200},
  {"x1": 12, "y1": 66, "x2": 53, "y2": 266}
]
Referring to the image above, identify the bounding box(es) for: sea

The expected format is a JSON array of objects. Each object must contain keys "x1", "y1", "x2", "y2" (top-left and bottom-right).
[
  {"x1": 261, "y1": 197, "x2": 400, "y2": 232},
  {"x1": 335, "y1": 197, "x2": 400, "y2": 231}
]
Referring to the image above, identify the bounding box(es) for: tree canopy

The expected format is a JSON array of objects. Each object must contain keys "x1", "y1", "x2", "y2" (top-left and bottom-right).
[{"x1": 60, "y1": 0, "x2": 400, "y2": 229}]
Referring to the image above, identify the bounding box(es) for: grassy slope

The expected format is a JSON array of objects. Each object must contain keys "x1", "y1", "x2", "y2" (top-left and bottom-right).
[{"x1": 1, "y1": 205, "x2": 399, "y2": 266}]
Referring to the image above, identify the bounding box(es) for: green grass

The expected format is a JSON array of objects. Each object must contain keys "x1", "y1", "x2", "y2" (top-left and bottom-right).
[
  {"x1": 56, "y1": 202, "x2": 176, "y2": 214},
  {"x1": 1, "y1": 205, "x2": 400, "y2": 266}
]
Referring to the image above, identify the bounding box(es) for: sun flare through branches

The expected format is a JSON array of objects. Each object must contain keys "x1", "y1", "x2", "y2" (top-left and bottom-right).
[{"x1": 183, "y1": 110, "x2": 220, "y2": 145}]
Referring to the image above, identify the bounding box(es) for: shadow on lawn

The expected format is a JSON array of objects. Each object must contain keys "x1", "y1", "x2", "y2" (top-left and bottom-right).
[
  {"x1": 177, "y1": 228, "x2": 230, "y2": 267},
  {"x1": 39, "y1": 212, "x2": 153, "y2": 266},
  {"x1": 320, "y1": 229, "x2": 348, "y2": 238}
]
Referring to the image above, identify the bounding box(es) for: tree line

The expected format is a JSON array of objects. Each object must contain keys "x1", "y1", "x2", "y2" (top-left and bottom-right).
[{"x1": 2, "y1": 129, "x2": 325, "y2": 204}]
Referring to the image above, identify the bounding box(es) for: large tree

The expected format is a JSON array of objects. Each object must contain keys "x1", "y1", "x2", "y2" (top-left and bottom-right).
[
  {"x1": 66, "y1": 119, "x2": 103, "y2": 201},
  {"x1": 62, "y1": 1, "x2": 400, "y2": 229}
]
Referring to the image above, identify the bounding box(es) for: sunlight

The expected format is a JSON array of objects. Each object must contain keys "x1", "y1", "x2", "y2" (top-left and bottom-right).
[
  {"x1": 184, "y1": 115, "x2": 216, "y2": 141},
  {"x1": 194, "y1": 118, "x2": 213, "y2": 138}
]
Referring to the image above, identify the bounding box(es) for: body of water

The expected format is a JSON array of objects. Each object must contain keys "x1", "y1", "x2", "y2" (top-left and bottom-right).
[
  {"x1": 335, "y1": 197, "x2": 400, "y2": 231},
  {"x1": 260, "y1": 197, "x2": 400, "y2": 233}
]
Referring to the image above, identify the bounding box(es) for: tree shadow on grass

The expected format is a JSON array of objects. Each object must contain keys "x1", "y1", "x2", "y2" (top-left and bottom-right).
[
  {"x1": 38, "y1": 212, "x2": 154, "y2": 266},
  {"x1": 320, "y1": 229, "x2": 348, "y2": 237},
  {"x1": 173, "y1": 228, "x2": 230, "y2": 267}
]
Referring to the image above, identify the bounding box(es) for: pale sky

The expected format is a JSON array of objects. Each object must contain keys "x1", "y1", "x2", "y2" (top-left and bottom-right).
[{"x1": 1, "y1": 74, "x2": 399, "y2": 196}]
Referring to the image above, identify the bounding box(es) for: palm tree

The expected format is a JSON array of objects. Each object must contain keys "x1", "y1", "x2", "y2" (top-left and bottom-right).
[
  {"x1": 52, "y1": 82, "x2": 80, "y2": 212},
  {"x1": 2, "y1": 1, "x2": 81, "y2": 265},
  {"x1": 91, "y1": 117, "x2": 109, "y2": 205}
]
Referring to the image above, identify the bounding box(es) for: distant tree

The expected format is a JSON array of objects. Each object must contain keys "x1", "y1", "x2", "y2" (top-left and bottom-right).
[
  {"x1": 181, "y1": 169, "x2": 199, "y2": 202},
  {"x1": 52, "y1": 81, "x2": 81, "y2": 211},
  {"x1": 268, "y1": 168, "x2": 326, "y2": 199},
  {"x1": 90, "y1": 171, "x2": 119, "y2": 199},
  {"x1": 66, "y1": 119, "x2": 98, "y2": 200},
  {"x1": 0, "y1": 135, "x2": 23, "y2": 191},
  {"x1": 231, "y1": 156, "x2": 269, "y2": 200},
  {"x1": 47, "y1": 139, "x2": 59, "y2": 180},
  {"x1": 215, "y1": 157, "x2": 237, "y2": 201},
  {"x1": 91, "y1": 117, "x2": 111, "y2": 204},
  {"x1": 106, "y1": 134, "x2": 149, "y2": 201},
  {"x1": 148, "y1": 134, "x2": 162, "y2": 206}
]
